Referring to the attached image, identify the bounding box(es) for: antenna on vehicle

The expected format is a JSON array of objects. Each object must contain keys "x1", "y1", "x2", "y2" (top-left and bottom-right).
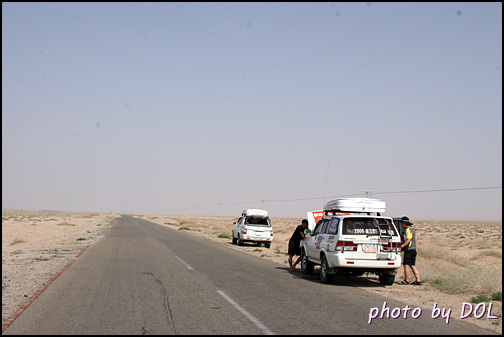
[{"x1": 363, "y1": 190, "x2": 373, "y2": 198}]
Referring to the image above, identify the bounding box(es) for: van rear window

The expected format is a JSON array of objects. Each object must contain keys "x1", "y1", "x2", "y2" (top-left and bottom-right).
[{"x1": 343, "y1": 218, "x2": 397, "y2": 236}]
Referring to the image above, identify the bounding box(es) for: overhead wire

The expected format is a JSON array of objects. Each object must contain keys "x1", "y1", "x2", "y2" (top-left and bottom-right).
[{"x1": 148, "y1": 186, "x2": 501, "y2": 214}]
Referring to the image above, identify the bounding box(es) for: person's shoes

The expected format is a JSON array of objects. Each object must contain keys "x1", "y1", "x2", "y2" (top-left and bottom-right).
[
  {"x1": 399, "y1": 280, "x2": 410, "y2": 285},
  {"x1": 413, "y1": 281, "x2": 423, "y2": 285}
]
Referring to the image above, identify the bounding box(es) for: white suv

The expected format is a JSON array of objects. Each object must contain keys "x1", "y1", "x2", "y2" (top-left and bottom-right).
[
  {"x1": 232, "y1": 209, "x2": 273, "y2": 248},
  {"x1": 301, "y1": 198, "x2": 401, "y2": 285}
]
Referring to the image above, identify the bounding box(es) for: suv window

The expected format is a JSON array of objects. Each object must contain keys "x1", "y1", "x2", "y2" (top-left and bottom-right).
[
  {"x1": 245, "y1": 217, "x2": 270, "y2": 226},
  {"x1": 320, "y1": 219, "x2": 330, "y2": 234},
  {"x1": 313, "y1": 219, "x2": 325, "y2": 235},
  {"x1": 327, "y1": 218, "x2": 339, "y2": 234},
  {"x1": 342, "y1": 218, "x2": 398, "y2": 236}
]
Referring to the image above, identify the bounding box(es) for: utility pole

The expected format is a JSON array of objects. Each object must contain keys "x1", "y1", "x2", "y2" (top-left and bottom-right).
[
  {"x1": 363, "y1": 190, "x2": 373, "y2": 198},
  {"x1": 261, "y1": 199, "x2": 266, "y2": 209}
]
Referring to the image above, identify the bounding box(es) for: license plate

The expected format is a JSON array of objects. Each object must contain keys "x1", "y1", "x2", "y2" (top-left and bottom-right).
[
  {"x1": 363, "y1": 244, "x2": 377, "y2": 253},
  {"x1": 255, "y1": 232, "x2": 262, "y2": 236}
]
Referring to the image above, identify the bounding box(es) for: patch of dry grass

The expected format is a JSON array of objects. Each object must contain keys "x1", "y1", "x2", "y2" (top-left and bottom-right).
[{"x1": 415, "y1": 220, "x2": 502, "y2": 297}]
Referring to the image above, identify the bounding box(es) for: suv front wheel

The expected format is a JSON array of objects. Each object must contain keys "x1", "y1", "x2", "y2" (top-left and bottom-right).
[{"x1": 300, "y1": 250, "x2": 314, "y2": 275}]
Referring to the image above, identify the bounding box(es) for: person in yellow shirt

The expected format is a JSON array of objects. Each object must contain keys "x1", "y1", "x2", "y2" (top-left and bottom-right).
[{"x1": 399, "y1": 217, "x2": 422, "y2": 285}]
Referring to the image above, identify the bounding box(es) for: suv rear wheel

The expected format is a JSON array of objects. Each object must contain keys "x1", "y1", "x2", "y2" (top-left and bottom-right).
[
  {"x1": 379, "y1": 273, "x2": 395, "y2": 286},
  {"x1": 320, "y1": 255, "x2": 335, "y2": 284}
]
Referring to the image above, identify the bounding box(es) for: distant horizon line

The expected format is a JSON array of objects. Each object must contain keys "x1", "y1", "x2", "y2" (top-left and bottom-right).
[{"x1": 2, "y1": 208, "x2": 502, "y2": 222}]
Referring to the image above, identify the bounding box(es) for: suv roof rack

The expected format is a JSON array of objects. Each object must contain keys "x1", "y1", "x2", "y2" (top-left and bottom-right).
[
  {"x1": 323, "y1": 198, "x2": 386, "y2": 214},
  {"x1": 242, "y1": 209, "x2": 269, "y2": 218}
]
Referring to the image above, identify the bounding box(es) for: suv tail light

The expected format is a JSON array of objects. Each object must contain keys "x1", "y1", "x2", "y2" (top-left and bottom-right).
[
  {"x1": 383, "y1": 242, "x2": 401, "y2": 253},
  {"x1": 243, "y1": 228, "x2": 247, "y2": 234},
  {"x1": 335, "y1": 241, "x2": 357, "y2": 252}
]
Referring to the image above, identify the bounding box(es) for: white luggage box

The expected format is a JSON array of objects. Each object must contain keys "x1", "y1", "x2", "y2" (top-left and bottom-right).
[
  {"x1": 242, "y1": 209, "x2": 269, "y2": 218},
  {"x1": 323, "y1": 198, "x2": 386, "y2": 213}
]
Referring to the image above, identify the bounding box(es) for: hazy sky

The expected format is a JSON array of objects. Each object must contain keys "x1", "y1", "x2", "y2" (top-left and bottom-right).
[{"x1": 2, "y1": 2, "x2": 502, "y2": 220}]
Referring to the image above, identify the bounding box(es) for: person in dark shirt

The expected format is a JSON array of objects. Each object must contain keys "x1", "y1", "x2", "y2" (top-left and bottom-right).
[{"x1": 288, "y1": 219, "x2": 309, "y2": 271}]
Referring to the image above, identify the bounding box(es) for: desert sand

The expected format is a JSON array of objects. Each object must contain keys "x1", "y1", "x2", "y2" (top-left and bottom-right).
[{"x1": 2, "y1": 211, "x2": 502, "y2": 333}]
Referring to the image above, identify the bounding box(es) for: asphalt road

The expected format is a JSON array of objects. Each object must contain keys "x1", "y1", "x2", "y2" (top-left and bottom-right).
[{"x1": 3, "y1": 215, "x2": 497, "y2": 335}]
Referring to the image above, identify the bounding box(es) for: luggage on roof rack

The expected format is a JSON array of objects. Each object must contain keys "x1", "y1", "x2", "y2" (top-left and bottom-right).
[
  {"x1": 323, "y1": 198, "x2": 386, "y2": 213},
  {"x1": 242, "y1": 209, "x2": 269, "y2": 218}
]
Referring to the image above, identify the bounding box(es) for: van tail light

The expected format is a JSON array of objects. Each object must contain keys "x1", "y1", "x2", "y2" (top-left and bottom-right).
[
  {"x1": 335, "y1": 241, "x2": 357, "y2": 252},
  {"x1": 243, "y1": 229, "x2": 247, "y2": 234}
]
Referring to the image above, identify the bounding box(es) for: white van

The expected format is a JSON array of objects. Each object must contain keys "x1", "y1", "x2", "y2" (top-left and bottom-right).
[
  {"x1": 232, "y1": 209, "x2": 273, "y2": 248},
  {"x1": 301, "y1": 198, "x2": 401, "y2": 285}
]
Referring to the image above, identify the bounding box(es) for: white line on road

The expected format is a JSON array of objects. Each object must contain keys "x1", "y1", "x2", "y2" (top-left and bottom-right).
[
  {"x1": 217, "y1": 290, "x2": 275, "y2": 335},
  {"x1": 175, "y1": 256, "x2": 193, "y2": 270}
]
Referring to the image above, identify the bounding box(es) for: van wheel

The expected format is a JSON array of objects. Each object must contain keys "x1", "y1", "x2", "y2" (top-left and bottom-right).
[
  {"x1": 379, "y1": 273, "x2": 395, "y2": 286},
  {"x1": 232, "y1": 233, "x2": 237, "y2": 244},
  {"x1": 320, "y1": 256, "x2": 335, "y2": 284},
  {"x1": 265, "y1": 242, "x2": 271, "y2": 249},
  {"x1": 301, "y1": 250, "x2": 314, "y2": 275},
  {"x1": 237, "y1": 237, "x2": 244, "y2": 246}
]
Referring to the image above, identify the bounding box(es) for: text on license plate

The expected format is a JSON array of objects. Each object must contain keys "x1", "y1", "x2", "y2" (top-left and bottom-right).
[{"x1": 363, "y1": 244, "x2": 377, "y2": 253}]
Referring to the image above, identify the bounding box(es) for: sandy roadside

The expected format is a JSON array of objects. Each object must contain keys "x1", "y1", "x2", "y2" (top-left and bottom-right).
[
  {"x1": 2, "y1": 211, "x2": 119, "y2": 326},
  {"x1": 2, "y1": 211, "x2": 502, "y2": 334}
]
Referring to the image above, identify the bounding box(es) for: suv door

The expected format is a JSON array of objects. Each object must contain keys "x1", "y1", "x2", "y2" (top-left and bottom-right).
[
  {"x1": 233, "y1": 216, "x2": 244, "y2": 237},
  {"x1": 305, "y1": 218, "x2": 330, "y2": 262}
]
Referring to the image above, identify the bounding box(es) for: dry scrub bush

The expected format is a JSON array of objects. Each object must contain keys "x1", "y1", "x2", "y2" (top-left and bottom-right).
[
  {"x1": 9, "y1": 239, "x2": 26, "y2": 246},
  {"x1": 57, "y1": 221, "x2": 75, "y2": 226}
]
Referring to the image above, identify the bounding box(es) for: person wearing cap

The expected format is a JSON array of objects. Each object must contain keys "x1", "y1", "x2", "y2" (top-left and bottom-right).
[{"x1": 399, "y1": 217, "x2": 422, "y2": 285}]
